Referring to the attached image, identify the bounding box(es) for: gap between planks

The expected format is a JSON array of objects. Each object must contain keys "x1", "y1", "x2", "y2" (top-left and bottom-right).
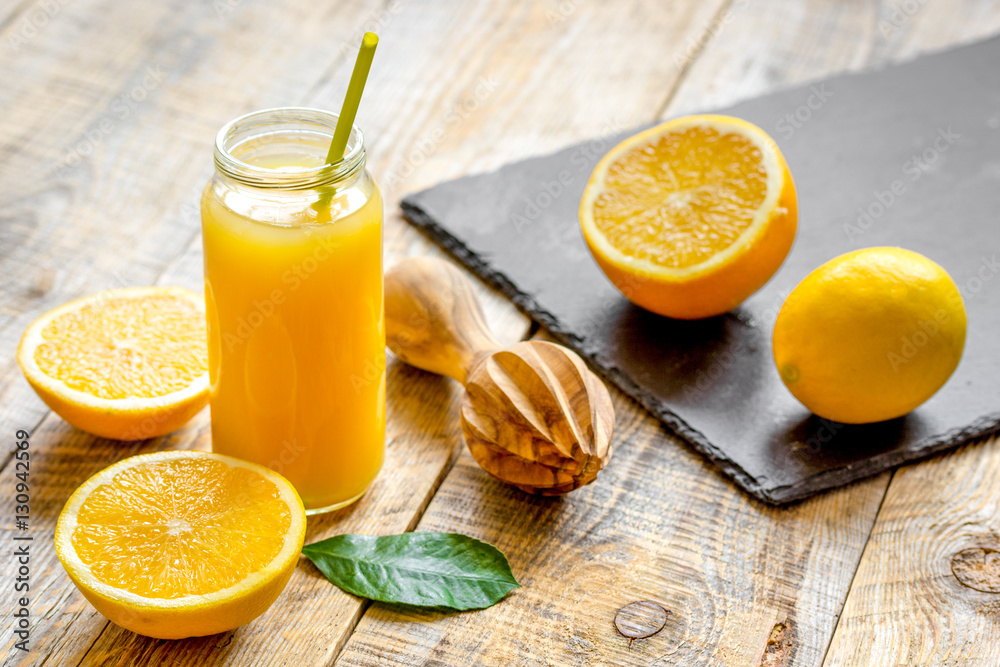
[
  {"x1": 0, "y1": 222, "x2": 203, "y2": 479},
  {"x1": 819, "y1": 469, "x2": 894, "y2": 667},
  {"x1": 324, "y1": 276, "x2": 536, "y2": 664},
  {"x1": 651, "y1": 0, "x2": 738, "y2": 120},
  {"x1": 327, "y1": 2, "x2": 898, "y2": 661},
  {"x1": 68, "y1": 624, "x2": 109, "y2": 667},
  {"x1": 63, "y1": 229, "x2": 206, "y2": 667}
]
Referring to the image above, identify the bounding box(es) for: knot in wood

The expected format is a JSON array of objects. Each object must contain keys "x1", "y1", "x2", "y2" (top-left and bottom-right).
[
  {"x1": 461, "y1": 340, "x2": 614, "y2": 495},
  {"x1": 615, "y1": 600, "x2": 669, "y2": 639},
  {"x1": 951, "y1": 547, "x2": 1000, "y2": 593}
]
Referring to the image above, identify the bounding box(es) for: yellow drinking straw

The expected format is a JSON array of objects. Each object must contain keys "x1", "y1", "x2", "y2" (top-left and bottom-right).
[
  {"x1": 312, "y1": 32, "x2": 377, "y2": 221},
  {"x1": 327, "y1": 32, "x2": 379, "y2": 164}
]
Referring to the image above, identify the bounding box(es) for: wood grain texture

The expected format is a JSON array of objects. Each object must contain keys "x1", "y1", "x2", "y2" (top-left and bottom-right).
[
  {"x1": 824, "y1": 437, "x2": 1000, "y2": 666},
  {"x1": 386, "y1": 256, "x2": 502, "y2": 384},
  {"x1": 341, "y1": 1, "x2": 1000, "y2": 666},
  {"x1": 0, "y1": 0, "x2": 382, "y2": 444},
  {"x1": 386, "y1": 258, "x2": 614, "y2": 495},
  {"x1": 2, "y1": 0, "x2": 705, "y2": 661},
  {"x1": 1, "y1": 0, "x2": 999, "y2": 665},
  {"x1": 0, "y1": 0, "x2": 530, "y2": 665},
  {"x1": 306, "y1": 0, "x2": 733, "y2": 193},
  {"x1": 1, "y1": 264, "x2": 523, "y2": 664},
  {"x1": 661, "y1": 0, "x2": 1000, "y2": 120},
  {"x1": 462, "y1": 340, "x2": 614, "y2": 495},
  {"x1": 0, "y1": 250, "x2": 523, "y2": 667},
  {"x1": 337, "y1": 382, "x2": 889, "y2": 666}
]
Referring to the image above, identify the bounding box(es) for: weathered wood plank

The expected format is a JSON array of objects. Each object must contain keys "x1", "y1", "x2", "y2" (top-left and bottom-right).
[
  {"x1": 824, "y1": 437, "x2": 1000, "y2": 666},
  {"x1": 338, "y1": 1, "x2": 1000, "y2": 665},
  {"x1": 0, "y1": 0, "x2": 700, "y2": 664},
  {"x1": 3, "y1": 0, "x2": 730, "y2": 660},
  {"x1": 336, "y1": 383, "x2": 889, "y2": 667},
  {"x1": 1, "y1": 419, "x2": 208, "y2": 665},
  {"x1": 0, "y1": 0, "x2": 531, "y2": 664},
  {"x1": 0, "y1": 0, "x2": 54, "y2": 47},
  {"x1": 663, "y1": 0, "x2": 1000, "y2": 118},
  {"x1": 304, "y1": 0, "x2": 732, "y2": 197},
  {"x1": 0, "y1": 0, "x2": 387, "y2": 443},
  {"x1": 821, "y1": 7, "x2": 1000, "y2": 644},
  {"x1": 3, "y1": 0, "x2": 999, "y2": 665},
  {"x1": 1, "y1": 253, "x2": 524, "y2": 667},
  {"x1": 673, "y1": 2, "x2": 1000, "y2": 664},
  {"x1": 663, "y1": 2, "x2": 1000, "y2": 663}
]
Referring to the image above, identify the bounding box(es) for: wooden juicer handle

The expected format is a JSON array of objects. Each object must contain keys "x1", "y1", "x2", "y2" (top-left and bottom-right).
[
  {"x1": 386, "y1": 257, "x2": 614, "y2": 495},
  {"x1": 384, "y1": 255, "x2": 501, "y2": 384}
]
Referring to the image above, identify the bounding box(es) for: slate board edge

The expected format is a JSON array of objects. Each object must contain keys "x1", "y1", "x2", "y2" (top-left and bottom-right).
[
  {"x1": 763, "y1": 414, "x2": 1000, "y2": 503},
  {"x1": 397, "y1": 35, "x2": 1000, "y2": 503},
  {"x1": 401, "y1": 196, "x2": 1000, "y2": 505},
  {"x1": 402, "y1": 199, "x2": 768, "y2": 499}
]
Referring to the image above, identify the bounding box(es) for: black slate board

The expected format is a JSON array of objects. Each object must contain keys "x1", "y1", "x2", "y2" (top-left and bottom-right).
[{"x1": 401, "y1": 36, "x2": 1000, "y2": 504}]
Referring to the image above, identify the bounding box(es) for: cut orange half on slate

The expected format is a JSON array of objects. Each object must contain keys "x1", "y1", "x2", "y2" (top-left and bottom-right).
[{"x1": 579, "y1": 114, "x2": 797, "y2": 319}]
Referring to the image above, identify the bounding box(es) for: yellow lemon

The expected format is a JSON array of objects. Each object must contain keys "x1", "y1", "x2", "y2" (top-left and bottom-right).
[
  {"x1": 55, "y1": 450, "x2": 307, "y2": 639},
  {"x1": 773, "y1": 247, "x2": 966, "y2": 424},
  {"x1": 579, "y1": 114, "x2": 797, "y2": 319},
  {"x1": 17, "y1": 287, "x2": 209, "y2": 440}
]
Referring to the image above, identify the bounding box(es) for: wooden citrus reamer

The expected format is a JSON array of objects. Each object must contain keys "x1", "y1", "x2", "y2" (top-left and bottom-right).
[{"x1": 385, "y1": 257, "x2": 615, "y2": 495}]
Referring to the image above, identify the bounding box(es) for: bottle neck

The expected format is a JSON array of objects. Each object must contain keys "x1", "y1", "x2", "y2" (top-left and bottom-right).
[{"x1": 213, "y1": 107, "x2": 366, "y2": 191}]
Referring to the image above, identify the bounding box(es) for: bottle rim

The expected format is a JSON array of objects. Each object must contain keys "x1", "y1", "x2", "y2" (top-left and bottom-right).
[{"x1": 213, "y1": 107, "x2": 366, "y2": 190}]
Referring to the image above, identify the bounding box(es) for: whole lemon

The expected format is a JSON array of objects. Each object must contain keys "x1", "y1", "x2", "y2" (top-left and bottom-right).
[{"x1": 772, "y1": 247, "x2": 966, "y2": 424}]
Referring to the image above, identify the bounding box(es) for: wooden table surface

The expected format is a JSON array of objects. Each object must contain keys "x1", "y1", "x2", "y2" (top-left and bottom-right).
[{"x1": 3, "y1": 1, "x2": 1000, "y2": 665}]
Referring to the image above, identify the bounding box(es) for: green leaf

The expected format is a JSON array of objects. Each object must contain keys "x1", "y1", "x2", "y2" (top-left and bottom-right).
[{"x1": 302, "y1": 532, "x2": 520, "y2": 610}]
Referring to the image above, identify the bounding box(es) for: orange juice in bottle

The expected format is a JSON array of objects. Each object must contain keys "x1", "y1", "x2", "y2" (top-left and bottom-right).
[{"x1": 201, "y1": 107, "x2": 384, "y2": 513}]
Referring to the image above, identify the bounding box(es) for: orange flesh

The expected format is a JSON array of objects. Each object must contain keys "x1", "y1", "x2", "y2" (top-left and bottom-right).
[
  {"x1": 72, "y1": 458, "x2": 291, "y2": 598},
  {"x1": 33, "y1": 295, "x2": 207, "y2": 399},
  {"x1": 593, "y1": 126, "x2": 768, "y2": 268}
]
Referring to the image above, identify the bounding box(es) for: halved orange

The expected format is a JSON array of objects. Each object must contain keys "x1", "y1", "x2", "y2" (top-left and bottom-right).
[
  {"x1": 55, "y1": 450, "x2": 307, "y2": 639},
  {"x1": 579, "y1": 115, "x2": 797, "y2": 319},
  {"x1": 17, "y1": 287, "x2": 209, "y2": 439}
]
